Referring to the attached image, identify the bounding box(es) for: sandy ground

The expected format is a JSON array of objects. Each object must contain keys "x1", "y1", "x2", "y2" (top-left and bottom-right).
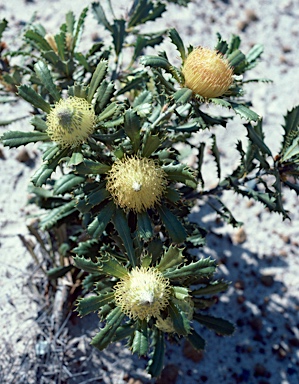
[{"x1": 0, "y1": 1, "x2": 299, "y2": 383}]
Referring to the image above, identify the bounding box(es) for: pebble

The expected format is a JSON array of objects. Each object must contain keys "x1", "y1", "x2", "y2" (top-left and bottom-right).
[
  {"x1": 183, "y1": 340, "x2": 204, "y2": 362},
  {"x1": 156, "y1": 364, "x2": 179, "y2": 384}
]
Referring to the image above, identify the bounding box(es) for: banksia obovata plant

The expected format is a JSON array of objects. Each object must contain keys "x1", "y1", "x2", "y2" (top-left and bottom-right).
[
  {"x1": 46, "y1": 96, "x2": 96, "y2": 148},
  {"x1": 106, "y1": 156, "x2": 168, "y2": 213},
  {"x1": 182, "y1": 47, "x2": 233, "y2": 98}
]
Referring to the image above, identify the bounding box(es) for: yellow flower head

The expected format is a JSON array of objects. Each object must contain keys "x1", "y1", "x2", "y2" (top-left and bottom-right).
[
  {"x1": 182, "y1": 47, "x2": 233, "y2": 98},
  {"x1": 46, "y1": 97, "x2": 96, "y2": 148},
  {"x1": 106, "y1": 156, "x2": 167, "y2": 213},
  {"x1": 114, "y1": 267, "x2": 171, "y2": 320},
  {"x1": 155, "y1": 297, "x2": 194, "y2": 334}
]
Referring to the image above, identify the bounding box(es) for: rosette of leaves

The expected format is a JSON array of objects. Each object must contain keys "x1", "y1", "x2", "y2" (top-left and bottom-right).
[
  {"x1": 1, "y1": 59, "x2": 123, "y2": 186},
  {"x1": 75, "y1": 245, "x2": 234, "y2": 377}
]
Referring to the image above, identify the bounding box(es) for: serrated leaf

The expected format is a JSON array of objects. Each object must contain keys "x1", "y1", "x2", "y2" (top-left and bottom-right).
[
  {"x1": 67, "y1": 151, "x2": 84, "y2": 166},
  {"x1": 53, "y1": 174, "x2": 85, "y2": 195},
  {"x1": 172, "y1": 286, "x2": 189, "y2": 300},
  {"x1": 77, "y1": 292, "x2": 115, "y2": 317},
  {"x1": 169, "y1": 28, "x2": 186, "y2": 61},
  {"x1": 187, "y1": 330, "x2": 206, "y2": 350},
  {"x1": 73, "y1": 256, "x2": 102, "y2": 274},
  {"x1": 113, "y1": 208, "x2": 137, "y2": 267},
  {"x1": 231, "y1": 102, "x2": 260, "y2": 122},
  {"x1": 91, "y1": 307, "x2": 125, "y2": 350},
  {"x1": 72, "y1": 239, "x2": 99, "y2": 258},
  {"x1": 30, "y1": 116, "x2": 48, "y2": 132},
  {"x1": 157, "y1": 204, "x2": 186, "y2": 244},
  {"x1": 246, "y1": 44, "x2": 263, "y2": 65},
  {"x1": 72, "y1": 7, "x2": 88, "y2": 52},
  {"x1": 211, "y1": 133, "x2": 221, "y2": 179},
  {"x1": 87, "y1": 60, "x2": 108, "y2": 103},
  {"x1": 88, "y1": 201, "x2": 115, "y2": 238},
  {"x1": 147, "y1": 328, "x2": 165, "y2": 378},
  {"x1": 140, "y1": 55, "x2": 171, "y2": 71},
  {"x1": 97, "y1": 102, "x2": 119, "y2": 121},
  {"x1": 0, "y1": 18, "x2": 8, "y2": 40},
  {"x1": 95, "y1": 81, "x2": 115, "y2": 111},
  {"x1": 39, "y1": 200, "x2": 77, "y2": 230},
  {"x1": 18, "y1": 85, "x2": 51, "y2": 113},
  {"x1": 112, "y1": 19, "x2": 126, "y2": 57},
  {"x1": 245, "y1": 122, "x2": 272, "y2": 156},
  {"x1": 124, "y1": 109, "x2": 140, "y2": 153},
  {"x1": 163, "y1": 163, "x2": 197, "y2": 189},
  {"x1": 281, "y1": 105, "x2": 299, "y2": 154},
  {"x1": 191, "y1": 280, "x2": 230, "y2": 296},
  {"x1": 46, "y1": 265, "x2": 73, "y2": 279},
  {"x1": 163, "y1": 257, "x2": 216, "y2": 280},
  {"x1": 157, "y1": 245, "x2": 184, "y2": 272},
  {"x1": 1, "y1": 131, "x2": 49, "y2": 148},
  {"x1": 34, "y1": 61, "x2": 61, "y2": 102},
  {"x1": 75, "y1": 160, "x2": 111, "y2": 175},
  {"x1": 172, "y1": 88, "x2": 193, "y2": 104},
  {"x1": 141, "y1": 133, "x2": 161, "y2": 157},
  {"x1": 137, "y1": 211, "x2": 153, "y2": 239},
  {"x1": 101, "y1": 256, "x2": 128, "y2": 278},
  {"x1": 24, "y1": 29, "x2": 53, "y2": 52},
  {"x1": 31, "y1": 148, "x2": 69, "y2": 187},
  {"x1": 132, "y1": 320, "x2": 148, "y2": 356},
  {"x1": 194, "y1": 313, "x2": 235, "y2": 336},
  {"x1": 168, "y1": 300, "x2": 190, "y2": 335},
  {"x1": 92, "y1": 2, "x2": 112, "y2": 32}
]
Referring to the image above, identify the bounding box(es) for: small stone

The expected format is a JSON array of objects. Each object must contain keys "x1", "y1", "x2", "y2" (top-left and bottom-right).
[
  {"x1": 0, "y1": 147, "x2": 5, "y2": 159},
  {"x1": 260, "y1": 274, "x2": 275, "y2": 287},
  {"x1": 156, "y1": 364, "x2": 179, "y2": 384},
  {"x1": 15, "y1": 148, "x2": 31, "y2": 163},
  {"x1": 234, "y1": 280, "x2": 245, "y2": 290},
  {"x1": 183, "y1": 340, "x2": 204, "y2": 362},
  {"x1": 232, "y1": 227, "x2": 247, "y2": 244},
  {"x1": 250, "y1": 317, "x2": 263, "y2": 331}
]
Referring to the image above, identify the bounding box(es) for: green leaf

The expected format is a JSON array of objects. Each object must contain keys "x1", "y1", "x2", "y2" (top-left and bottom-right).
[
  {"x1": 0, "y1": 19, "x2": 8, "y2": 40},
  {"x1": 163, "y1": 257, "x2": 216, "y2": 280},
  {"x1": 88, "y1": 201, "x2": 115, "y2": 238},
  {"x1": 137, "y1": 211, "x2": 153, "y2": 239},
  {"x1": 34, "y1": 61, "x2": 61, "y2": 102},
  {"x1": 39, "y1": 200, "x2": 77, "y2": 230},
  {"x1": 97, "y1": 102, "x2": 119, "y2": 121},
  {"x1": 246, "y1": 44, "x2": 263, "y2": 66},
  {"x1": 169, "y1": 28, "x2": 186, "y2": 61},
  {"x1": 163, "y1": 163, "x2": 197, "y2": 188},
  {"x1": 187, "y1": 330, "x2": 206, "y2": 350},
  {"x1": 193, "y1": 313, "x2": 235, "y2": 336},
  {"x1": 172, "y1": 88, "x2": 193, "y2": 104},
  {"x1": 31, "y1": 148, "x2": 69, "y2": 187},
  {"x1": 147, "y1": 328, "x2": 165, "y2": 378},
  {"x1": 132, "y1": 320, "x2": 148, "y2": 356},
  {"x1": 128, "y1": 0, "x2": 166, "y2": 28},
  {"x1": 67, "y1": 152, "x2": 84, "y2": 166},
  {"x1": 1, "y1": 131, "x2": 49, "y2": 148},
  {"x1": 92, "y1": 2, "x2": 112, "y2": 32},
  {"x1": 30, "y1": 116, "x2": 48, "y2": 132},
  {"x1": 75, "y1": 160, "x2": 111, "y2": 174},
  {"x1": 73, "y1": 256, "x2": 102, "y2": 274},
  {"x1": 24, "y1": 29, "x2": 53, "y2": 52},
  {"x1": 113, "y1": 208, "x2": 137, "y2": 267},
  {"x1": 91, "y1": 307, "x2": 125, "y2": 350},
  {"x1": 53, "y1": 174, "x2": 85, "y2": 195},
  {"x1": 157, "y1": 245, "x2": 184, "y2": 272},
  {"x1": 192, "y1": 280, "x2": 230, "y2": 296},
  {"x1": 231, "y1": 102, "x2": 260, "y2": 122},
  {"x1": 95, "y1": 81, "x2": 115, "y2": 111},
  {"x1": 46, "y1": 265, "x2": 73, "y2": 279},
  {"x1": 281, "y1": 105, "x2": 299, "y2": 154},
  {"x1": 245, "y1": 122, "x2": 272, "y2": 156},
  {"x1": 172, "y1": 286, "x2": 189, "y2": 300},
  {"x1": 280, "y1": 137, "x2": 299, "y2": 163},
  {"x1": 112, "y1": 19, "x2": 126, "y2": 57},
  {"x1": 18, "y1": 85, "x2": 51, "y2": 113},
  {"x1": 157, "y1": 204, "x2": 186, "y2": 243},
  {"x1": 169, "y1": 300, "x2": 191, "y2": 336},
  {"x1": 72, "y1": 7, "x2": 88, "y2": 52},
  {"x1": 140, "y1": 55, "x2": 172, "y2": 71},
  {"x1": 87, "y1": 60, "x2": 108, "y2": 103},
  {"x1": 124, "y1": 109, "x2": 140, "y2": 153},
  {"x1": 141, "y1": 133, "x2": 161, "y2": 157},
  {"x1": 77, "y1": 292, "x2": 115, "y2": 317},
  {"x1": 211, "y1": 134, "x2": 221, "y2": 179},
  {"x1": 101, "y1": 256, "x2": 128, "y2": 278}
]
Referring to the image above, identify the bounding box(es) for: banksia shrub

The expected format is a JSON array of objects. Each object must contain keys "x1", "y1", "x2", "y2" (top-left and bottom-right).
[
  {"x1": 1, "y1": 0, "x2": 298, "y2": 379},
  {"x1": 182, "y1": 47, "x2": 233, "y2": 98}
]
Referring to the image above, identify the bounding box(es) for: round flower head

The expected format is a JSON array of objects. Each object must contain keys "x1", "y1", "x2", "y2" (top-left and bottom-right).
[
  {"x1": 114, "y1": 267, "x2": 171, "y2": 320},
  {"x1": 46, "y1": 96, "x2": 96, "y2": 148},
  {"x1": 106, "y1": 156, "x2": 167, "y2": 213},
  {"x1": 182, "y1": 47, "x2": 233, "y2": 98}
]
